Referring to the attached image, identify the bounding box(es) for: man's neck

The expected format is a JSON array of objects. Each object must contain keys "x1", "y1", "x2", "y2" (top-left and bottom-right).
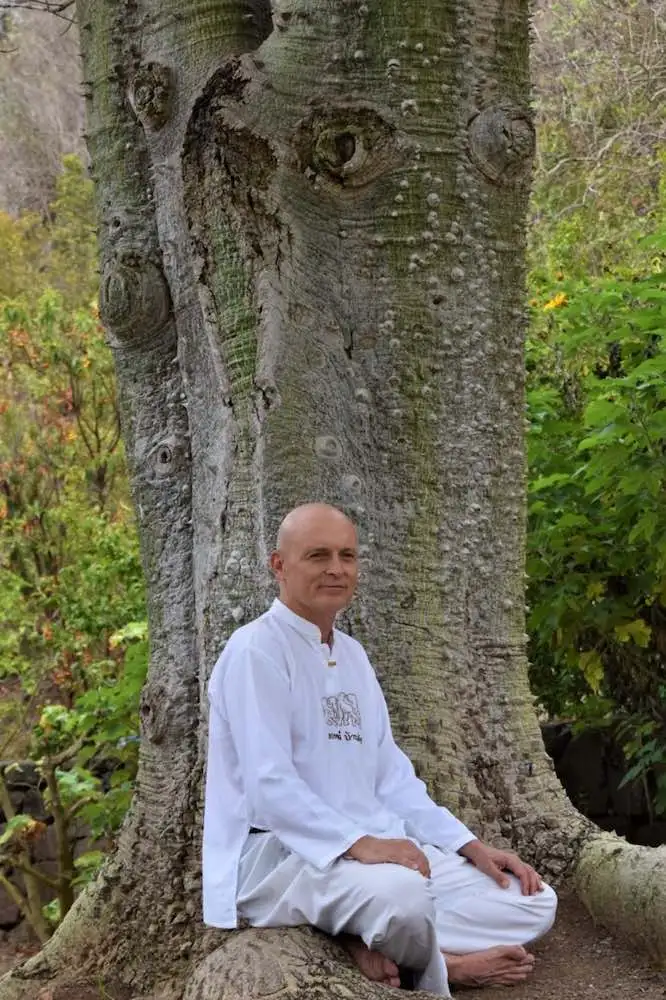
[{"x1": 278, "y1": 596, "x2": 335, "y2": 646}]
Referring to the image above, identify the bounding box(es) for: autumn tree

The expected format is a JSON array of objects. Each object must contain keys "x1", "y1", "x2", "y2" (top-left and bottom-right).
[{"x1": 1, "y1": 0, "x2": 665, "y2": 997}]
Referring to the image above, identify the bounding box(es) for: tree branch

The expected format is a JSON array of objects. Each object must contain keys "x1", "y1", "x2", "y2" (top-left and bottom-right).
[
  {"x1": 65, "y1": 793, "x2": 98, "y2": 822},
  {"x1": 2, "y1": 857, "x2": 61, "y2": 892},
  {"x1": 45, "y1": 734, "x2": 87, "y2": 769},
  {"x1": 0, "y1": 0, "x2": 75, "y2": 22},
  {"x1": 43, "y1": 764, "x2": 75, "y2": 918}
]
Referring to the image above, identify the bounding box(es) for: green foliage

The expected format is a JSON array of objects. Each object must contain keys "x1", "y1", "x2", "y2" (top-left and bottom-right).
[
  {"x1": 0, "y1": 158, "x2": 147, "y2": 932},
  {"x1": 47, "y1": 156, "x2": 99, "y2": 308},
  {"x1": 0, "y1": 290, "x2": 144, "y2": 719},
  {"x1": 0, "y1": 813, "x2": 38, "y2": 848},
  {"x1": 527, "y1": 0, "x2": 666, "y2": 821},
  {"x1": 526, "y1": 239, "x2": 666, "y2": 813},
  {"x1": 0, "y1": 155, "x2": 96, "y2": 306},
  {"x1": 72, "y1": 849, "x2": 107, "y2": 888},
  {"x1": 0, "y1": 623, "x2": 146, "y2": 938},
  {"x1": 35, "y1": 625, "x2": 148, "y2": 841},
  {"x1": 0, "y1": 211, "x2": 45, "y2": 300},
  {"x1": 616, "y1": 710, "x2": 666, "y2": 819},
  {"x1": 42, "y1": 898, "x2": 61, "y2": 928}
]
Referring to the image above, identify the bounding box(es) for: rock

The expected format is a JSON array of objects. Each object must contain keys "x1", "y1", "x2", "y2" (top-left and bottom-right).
[
  {"x1": 554, "y1": 729, "x2": 609, "y2": 816},
  {"x1": 0, "y1": 891, "x2": 21, "y2": 931},
  {"x1": 19, "y1": 788, "x2": 48, "y2": 821},
  {"x1": 633, "y1": 821, "x2": 666, "y2": 847},
  {"x1": 541, "y1": 723, "x2": 650, "y2": 826},
  {"x1": 0, "y1": 762, "x2": 38, "y2": 789},
  {"x1": 541, "y1": 721, "x2": 573, "y2": 763}
]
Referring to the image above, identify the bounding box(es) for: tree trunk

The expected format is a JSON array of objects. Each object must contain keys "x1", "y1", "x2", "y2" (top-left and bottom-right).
[{"x1": 2, "y1": 0, "x2": 665, "y2": 997}]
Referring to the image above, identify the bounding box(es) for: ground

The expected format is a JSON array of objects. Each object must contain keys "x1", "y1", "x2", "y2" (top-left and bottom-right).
[{"x1": 0, "y1": 889, "x2": 664, "y2": 999}]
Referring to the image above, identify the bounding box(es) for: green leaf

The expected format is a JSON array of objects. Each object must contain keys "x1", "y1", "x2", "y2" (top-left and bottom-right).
[
  {"x1": 109, "y1": 620, "x2": 148, "y2": 648},
  {"x1": 0, "y1": 813, "x2": 35, "y2": 846},
  {"x1": 614, "y1": 620, "x2": 652, "y2": 647},
  {"x1": 583, "y1": 399, "x2": 626, "y2": 428},
  {"x1": 74, "y1": 849, "x2": 105, "y2": 871},
  {"x1": 529, "y1": 472, "x2": 572, "y2": 493},
  {"x1": 579, "y1": 651, "x2": 604, "y2": 694},
  {"x1": 628, "y1": 512, "x2": 658, "y2": 545},
  {"x1": 42, "y1": 898, "x2": 61, "y2": 926}
]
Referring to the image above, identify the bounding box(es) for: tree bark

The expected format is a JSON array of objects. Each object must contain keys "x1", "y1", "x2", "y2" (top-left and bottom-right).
[{"x1": 1, "y1": 0, "x2": 665, "y2": 997}]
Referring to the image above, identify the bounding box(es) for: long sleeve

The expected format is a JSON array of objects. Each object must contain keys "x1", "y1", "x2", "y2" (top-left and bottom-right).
[
  {"x1": 215, "y1": 644, "x2": 368, "y2": 869},
  {"x1": 373, "y1": 675, "x2": 476, "y2": 853}
]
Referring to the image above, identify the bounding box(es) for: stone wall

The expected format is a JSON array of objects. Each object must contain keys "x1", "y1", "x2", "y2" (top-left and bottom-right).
[
  {"x1": 0, "y1": 762, "x2": 95, "y2": 940},
  {"x1": 542, "y1": 722, "x2": 666, "y2": 847}
]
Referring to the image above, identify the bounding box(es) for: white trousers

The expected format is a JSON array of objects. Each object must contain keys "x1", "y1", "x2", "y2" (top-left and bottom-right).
[{"x1": 237, "y1": 835, "x2": 558, "y2": 997}]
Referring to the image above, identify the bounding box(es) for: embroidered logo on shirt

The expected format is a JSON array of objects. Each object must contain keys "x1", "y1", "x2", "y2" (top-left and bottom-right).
[{"x1": 321, "y1": 693, "x2": 363, "y2": 742}]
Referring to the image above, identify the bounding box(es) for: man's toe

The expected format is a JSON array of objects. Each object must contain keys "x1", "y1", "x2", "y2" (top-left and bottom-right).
[{"x1": 502, "y1": 945, "x2": 530, "y2": 961}]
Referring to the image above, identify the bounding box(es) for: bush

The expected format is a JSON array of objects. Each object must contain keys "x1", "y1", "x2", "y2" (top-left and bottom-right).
[
  {"x1": 0, "y1": 158, "x2": 146, "y2": 935},
  {"x1": 527, "y1": 234, "x2": 666, "y2": 815}
]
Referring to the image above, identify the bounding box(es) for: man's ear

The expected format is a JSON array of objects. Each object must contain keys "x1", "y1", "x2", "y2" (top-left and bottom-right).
[{"x1": 269, "y1": 550, "x2": 284, "y2": 580}]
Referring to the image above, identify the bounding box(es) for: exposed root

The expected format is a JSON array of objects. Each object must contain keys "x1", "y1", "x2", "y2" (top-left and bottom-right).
[{"x1": 575, "y1": 833, "x2": 666, "y2": 966}]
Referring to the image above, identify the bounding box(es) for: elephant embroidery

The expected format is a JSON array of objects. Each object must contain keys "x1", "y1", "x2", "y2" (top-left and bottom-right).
[{"x1": 321, "y1": 692, "x2": 362, "y2": 729}]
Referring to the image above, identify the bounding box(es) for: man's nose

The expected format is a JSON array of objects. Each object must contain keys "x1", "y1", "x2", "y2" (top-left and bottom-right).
[{"x1": 325, "y1": 557, "x2": 345, "y2": 576}]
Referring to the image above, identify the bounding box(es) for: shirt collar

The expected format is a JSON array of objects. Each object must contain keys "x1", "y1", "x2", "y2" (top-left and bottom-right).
[{"x1": 269, "y1": 598, "x2": 331, "y2": 645}]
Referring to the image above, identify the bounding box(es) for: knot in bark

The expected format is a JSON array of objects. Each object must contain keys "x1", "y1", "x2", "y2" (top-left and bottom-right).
[
  {"x1": 147, "y1": 435, "x2": 189, "y2": 480},
  {"x1": 296, "y1": 106, "x2": 401, "y2": 189},
  {"x1": 467, "y1": 105, "x2": 535, "y2": 185},
  {"x1": 100, "y1": 256, "x2": 172, "y2": 345},
  {"x1": 315, "y1": 435, "x2": 342, "y2": 460},
  {"x1": 140, "y1": 684, "x2": 167, "y2": 743},
  {"x1": 130, "y1": 62, "x2": 174, "y2": 130},
  {"x1": 314, "y1": 127, "x2": 368, "y2": 179}
]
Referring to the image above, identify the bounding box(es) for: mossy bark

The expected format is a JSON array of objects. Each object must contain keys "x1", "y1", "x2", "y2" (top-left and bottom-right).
[{"x1": 2, "y1": 0, "x2": 665, "y2": 998}]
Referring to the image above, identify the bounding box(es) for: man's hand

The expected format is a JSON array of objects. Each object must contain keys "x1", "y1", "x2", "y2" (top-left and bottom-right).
[
  {"x1": 345, "y1": 836, "x2": 431, "y2": 877},
  {"x1": 459, "y1": 840, "x2": 543, "y2": 896}
]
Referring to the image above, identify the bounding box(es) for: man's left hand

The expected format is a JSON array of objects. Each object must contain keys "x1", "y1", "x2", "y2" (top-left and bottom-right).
[{"x1": 458, "y1": 840, "x2": 543, "y2": 896}]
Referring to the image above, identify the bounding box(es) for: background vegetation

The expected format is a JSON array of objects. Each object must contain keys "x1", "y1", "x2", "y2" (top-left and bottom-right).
[
  {"x1": 527, "y1": 0, "x2": 666, "y2": 816},
  {"x1": 0, "y1": 0, "x2": 664, "y2": 935},
  {"x1": 0, "y1": 158, "x2": 146, "y2": 939}
]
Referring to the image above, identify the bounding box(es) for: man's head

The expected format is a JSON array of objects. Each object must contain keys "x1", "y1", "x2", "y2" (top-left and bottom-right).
[{"x1": 270, "y1": 504, "x2": 359, "y2": 628}]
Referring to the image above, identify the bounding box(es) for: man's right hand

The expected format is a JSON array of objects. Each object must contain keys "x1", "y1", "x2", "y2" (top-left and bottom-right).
[{"x1": 344, "y1": 836, "x2": 431, "y2": 877}]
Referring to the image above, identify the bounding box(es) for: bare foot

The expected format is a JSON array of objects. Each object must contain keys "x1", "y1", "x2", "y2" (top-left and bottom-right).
[
  {"x1": 444, "y1": 945, "x2": 536, "y2": 987},
  {"x1": 341, "y1": 935, "x2": 402, "y2": 988}
]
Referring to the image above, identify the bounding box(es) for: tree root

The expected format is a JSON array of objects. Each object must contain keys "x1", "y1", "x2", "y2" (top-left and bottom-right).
[
  {"x1": 0, "y1": 882, "x2": 107, "y2": 1000},
  {"x1": 575, "y1": 833, "x2": 666, "y2": 967},
  {"x1": 1, "y1": 925, "x2": 422, "y2": 1000},
  {"x1": 183, "y1": 926, "x2": 420, "y2": 1000},
  {"x1": 3, "y1": 834, "x2": 666, "y2": 1000}
]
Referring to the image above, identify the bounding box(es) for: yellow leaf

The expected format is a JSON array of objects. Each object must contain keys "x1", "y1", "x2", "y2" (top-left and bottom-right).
[
  {"x1": 579, "y1": 651, "x2": 604, "y2": 694},
  {"x1": 614, "y1": 620, "x2": 652, "y2": 647},
  {"x1": 586, "y1": 581, "x2": 604, "y2": 600}
]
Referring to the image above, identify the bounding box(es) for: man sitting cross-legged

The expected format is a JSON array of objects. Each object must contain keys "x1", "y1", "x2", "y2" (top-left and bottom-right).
[{"x1": 202, "y1": 503, "x2": 557, "y2": 996}]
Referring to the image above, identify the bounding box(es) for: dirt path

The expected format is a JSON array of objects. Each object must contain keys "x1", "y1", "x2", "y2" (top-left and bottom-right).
[
  {"x1": 1, "y1": 890, "x2": 664, "y2": 998},
  {"x1": 462, "y1": 890, "x2": 665, "y2": 1000}
]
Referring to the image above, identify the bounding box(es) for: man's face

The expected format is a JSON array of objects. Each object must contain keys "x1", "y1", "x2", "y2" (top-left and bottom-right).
[{"x1": 270, "y1": 511, "x2": 359, "y2": 620}]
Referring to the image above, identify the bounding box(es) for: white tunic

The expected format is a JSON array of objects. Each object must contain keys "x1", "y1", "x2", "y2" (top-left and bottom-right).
[{"x1": 202, "y1": 598, "x2": 475, "y2": 928}]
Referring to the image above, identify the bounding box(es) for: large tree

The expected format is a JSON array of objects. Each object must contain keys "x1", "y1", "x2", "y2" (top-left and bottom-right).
[{"x1": 2, "y1": 0, "x2": 665, "y2": 997}]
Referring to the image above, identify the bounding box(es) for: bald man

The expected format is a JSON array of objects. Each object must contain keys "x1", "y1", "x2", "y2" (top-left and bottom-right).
[{"x1": 203, "y1": 504, "x2": 557, "y2": 994}]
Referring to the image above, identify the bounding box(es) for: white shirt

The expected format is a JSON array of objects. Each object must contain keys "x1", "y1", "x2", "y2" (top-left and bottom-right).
[{"x1": 202, "y1": 599, "x2": 476, "y2": 928}]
